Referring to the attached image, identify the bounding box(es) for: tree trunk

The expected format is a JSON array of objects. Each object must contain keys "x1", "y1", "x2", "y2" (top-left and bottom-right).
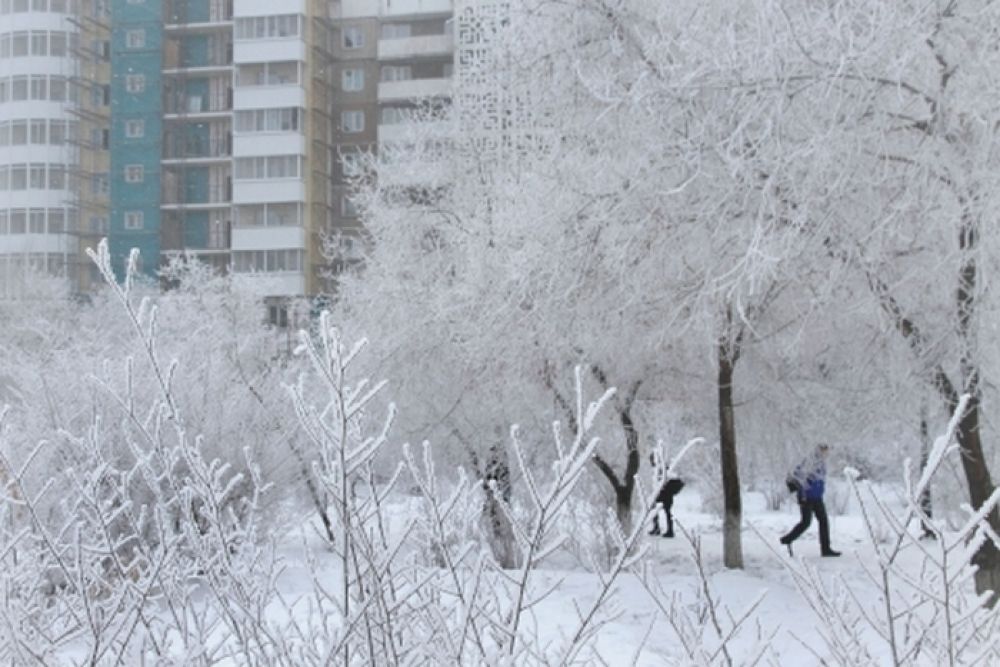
[
  {"x1": 614, "y1": 487, "x2": 633, "y2": 536},
  {"x1": 590, "y1": 372, "x2": 641, "y2": 535},
  {"x1": 955, "y1": 395, "x2": 1000, "y2": 603},
  {"x1": 856, "y1": 217, "x2": 998, "y2": 602},
  {"x1": 480, "y1": 443, "x2": 518, "y2": 569},
  {"x1": 954, "y1": 219, "x2": 999, "y2": 604},
  {"x1": 718, "y1": 337, "x2": 744, "y2": 569},
  {"x1": 918, "y1": 404, "x2": 935, "y2": 539}
]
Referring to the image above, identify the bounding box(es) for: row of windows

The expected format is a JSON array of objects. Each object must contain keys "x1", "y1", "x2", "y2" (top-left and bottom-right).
[
  {"x1": 0, "y1": 118, "x2": 78, "y2": 146},
  {"x1": 235, "y1": 15, "x2": 300, "y2": 41},
  {"x1": 235, "y1": 61, "x2": 299, "y2": 87},
  {"x1": 0, "y1": 163, "x2": 71, "y2": 190},
  {"x1": 0, "y1": 0, "x2": 75, "y2": 13},
  {"x1": 234, "y1": 108, "x2": 300, "y2": 134},
  {"x1": 232, "y1": 249, "x2": 303, "y2": 273},
  {"x1": 339, "y1": 66, "x2": 449, "y2": 92},
  {"x1": 0, "y1": 31, "x2": 78, "y2": 59},
  {"x1": 233, "y1": 202, "x2": 301, "y2": 227},
  {"x1": 0, "y1": 207, "x2": 75, "y2": 235},
  {"x1": 0, "y1": 75, "x2": 75, "y2": 103},
  {"x1": 234, "y1": 155, "x2": 301, "y2": 180},
  {"x1": 380, "y1": 106, "x2": 411, "y2": 125},
  {"x1": 0, "y1": 253, "x2": 71, "y2": 280}
]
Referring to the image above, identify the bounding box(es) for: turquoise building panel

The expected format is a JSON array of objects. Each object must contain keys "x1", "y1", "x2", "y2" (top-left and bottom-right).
[{"x1": 109, "y1": 0, "x2": 164, "y2": 281}]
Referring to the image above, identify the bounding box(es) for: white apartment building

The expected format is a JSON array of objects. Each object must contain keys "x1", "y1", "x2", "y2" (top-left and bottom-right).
[{"x1": 0, "y1": 0, "x2": 83, "y2": 297}]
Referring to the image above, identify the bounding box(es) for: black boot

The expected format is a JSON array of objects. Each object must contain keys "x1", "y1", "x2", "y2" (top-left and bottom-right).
[
  {"x1": 821, "y1": 549, "x2": 841, "y2": 557},
  {"x1": 780, "y1": 536, "x2": 793, "y2": 557}
]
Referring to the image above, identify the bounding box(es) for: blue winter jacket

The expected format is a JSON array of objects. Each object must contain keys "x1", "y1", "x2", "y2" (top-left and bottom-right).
[{"x1": 792, "y1": 456, "x2": 826, "y2": 501}]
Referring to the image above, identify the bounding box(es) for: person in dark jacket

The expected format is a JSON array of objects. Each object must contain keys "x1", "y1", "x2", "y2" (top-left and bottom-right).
[
  {"x1": 649, "y1": 477, "x2": 685, "y2": 537},
  {"x1": 780, "y1": 443, "x2": 841, "y2": 557},
  {"x1": 648, "y1": 453, "x2": 685, "y2": 537}
]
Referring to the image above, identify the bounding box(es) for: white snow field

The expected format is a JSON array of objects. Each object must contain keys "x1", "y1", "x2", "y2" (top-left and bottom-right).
[{"x1": 242, "y1": 484, "x2": 989, "y2": 667}]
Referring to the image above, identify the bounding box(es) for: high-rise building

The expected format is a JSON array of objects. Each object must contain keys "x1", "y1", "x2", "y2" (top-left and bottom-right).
[
  {"x1": 0, "y1": 0, "x2": 109, "y2": 298},
  {"x1": 327, "y1": 0, "x2": 454, "y2": 271}
]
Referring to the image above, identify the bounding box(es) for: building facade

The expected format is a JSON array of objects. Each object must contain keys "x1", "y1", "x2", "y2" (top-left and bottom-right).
[
  {"x1": 0, "y1": 0, "x2": 106, "y2": 297},
  {"x1": 0, "y1": 0, "x2": 456, "y2": 307}
]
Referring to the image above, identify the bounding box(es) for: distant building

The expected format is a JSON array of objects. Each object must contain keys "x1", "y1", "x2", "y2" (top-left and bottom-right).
[
  {"x1": 0, "y1": 0, "x2": 458, "y2": 312},
  {"x1": 0, "y1": 0, "x2": 109, "y2": 298}
]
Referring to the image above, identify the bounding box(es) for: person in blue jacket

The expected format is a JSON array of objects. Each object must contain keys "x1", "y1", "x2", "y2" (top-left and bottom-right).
[{"x1": 780, "y1": 443, "x2": 841, "y2": 557}]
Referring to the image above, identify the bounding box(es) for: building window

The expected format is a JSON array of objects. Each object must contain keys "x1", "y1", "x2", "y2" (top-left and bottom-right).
[
  {"x1": 91, "y1": 172, "x2": 108, "y2": 194},
  {"x1": 49, "y1": 77, "x2": 68, "y2": 101},
  {"x1": 89, "y1": 216, "x2": 109, "y2": 234},
  {"x1": 380, "y1": 23, "x2": 412, "y2": 39},
  {"x1": 11, "y1": 32, "x2": 28, "y2": 56},
  {"x1": 342, "y1": 68, "x2": 364, "y2": 92},
  {"x1": 268, "y1": 303, "x2": 289, "y2": 328},
  {"x1": 341, "y1": 110, "x2": 364, "y2": 133},
  {"x1": 233, "y1": 249, "x2": 304, "y2": 273},
  {"x1": 235, "y1": 15, "x2": 300, "y2": 40},
  {"x1": 125, "y1": 29, "x2": 145, "y2": 48},
  {"x1": 30, "y1": 31, "x2": 47, "y2": 56},
  {"x1": 234, "y1": 107, "x2": 300, "y2": 133},
  {"x1": 341, "y1": 151, "x2": 362, "y2": 177},
  {"x1": 341, "y1": 195, "x2": 359, "y2": 217},
  {"x1": 342, "y1": 26, "x2": 363, "y2": 49},
  {"x1": 49, "y1": 32, "x2": 67, "y2": 56},
  {"x1": 124, "y1": 210, "x2": 143, "y2": 229},
  {"x1": 48, "y1": 166, "x2": 66, "y2": 189},
  {"x1": 235, "y1": 61, "x2": 299, "y2": 87},
  {"x1": 28, "y1": 163, "x2": 45, "y2": 189},
  {"x1": 124, "y1": 164, "x2": 143, "y2": 183},
  {"x1": 234, "y1": 155, "x2": 301, "y2": 180},
  {"x1": 380, "y1": 65, "x2": 412, "y2": 82},
  {"x1": 125, "y1": 74, "x2": 145, "y2": 93},
  {"x1": 380, "y1": 106, "x2": 410, "y2": 124},
  {"x1": 125, "y1": 118, "x2": 144, "y2": 138},
  {"x1": 234, "y1": 202, "x2": 301, "y2": 226},
  {"x1": 30, "y1": 76, "x2": 46, "y2": 100},
  {"x1": 30, "y1": 119, "x2": 46, "y2": 143}
]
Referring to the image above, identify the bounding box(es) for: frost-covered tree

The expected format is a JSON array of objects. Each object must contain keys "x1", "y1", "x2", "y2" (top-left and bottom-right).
[
  {"x1": 335, "y1": 0, "x2": 857, "y2": 569},
  {"x1": 789, "y1": 0, "x2": 1000, "y2": 598}
]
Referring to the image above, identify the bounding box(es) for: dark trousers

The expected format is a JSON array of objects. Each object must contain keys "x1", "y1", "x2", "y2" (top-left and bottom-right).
[
  {"x1": 650, "y1": 498, "x2": 675, "y2": 536},
  {"x1": 782, "y1": 498, "x2": 831, "y2": 551}
]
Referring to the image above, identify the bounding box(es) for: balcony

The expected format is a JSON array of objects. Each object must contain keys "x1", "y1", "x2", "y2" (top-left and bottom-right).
[
  {"x1": 161, "y1": 183, "x2": 232, "y2": 209},
  {"x1": 162, "y1": 220, "x2": 232, "y2": 253},
  {"x1": 162, "y1": 136, "x2": 232, "y2": 164},
  {"x1": 163, "y1": 39, "x2": 233, "y2": 73},
  {"x1": 377, "y1": 77, "x2": 451, "y2": 102},
  {"x1": 164, "y1": 91, "x2": 233, "y2": 118},
  {"x1": 335, "y1": 0, "x2": 452, "y2": 19},
  {"x1": 378, "y1": 34, "x2": 453, "y2": 61}
]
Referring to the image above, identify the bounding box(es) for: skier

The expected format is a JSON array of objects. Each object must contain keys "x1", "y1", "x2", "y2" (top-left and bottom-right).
[
  {"x1": 648, "y1": 454, "x2": 685, "y2": 537},
  {"x1": 780, "y1": 443, "x2": 841, "y2": 557}
]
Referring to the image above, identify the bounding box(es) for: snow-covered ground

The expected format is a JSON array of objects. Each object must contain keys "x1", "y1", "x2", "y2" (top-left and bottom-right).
[{"x1": 262, "y1": 485, "x2": 941, "y2": 666}]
